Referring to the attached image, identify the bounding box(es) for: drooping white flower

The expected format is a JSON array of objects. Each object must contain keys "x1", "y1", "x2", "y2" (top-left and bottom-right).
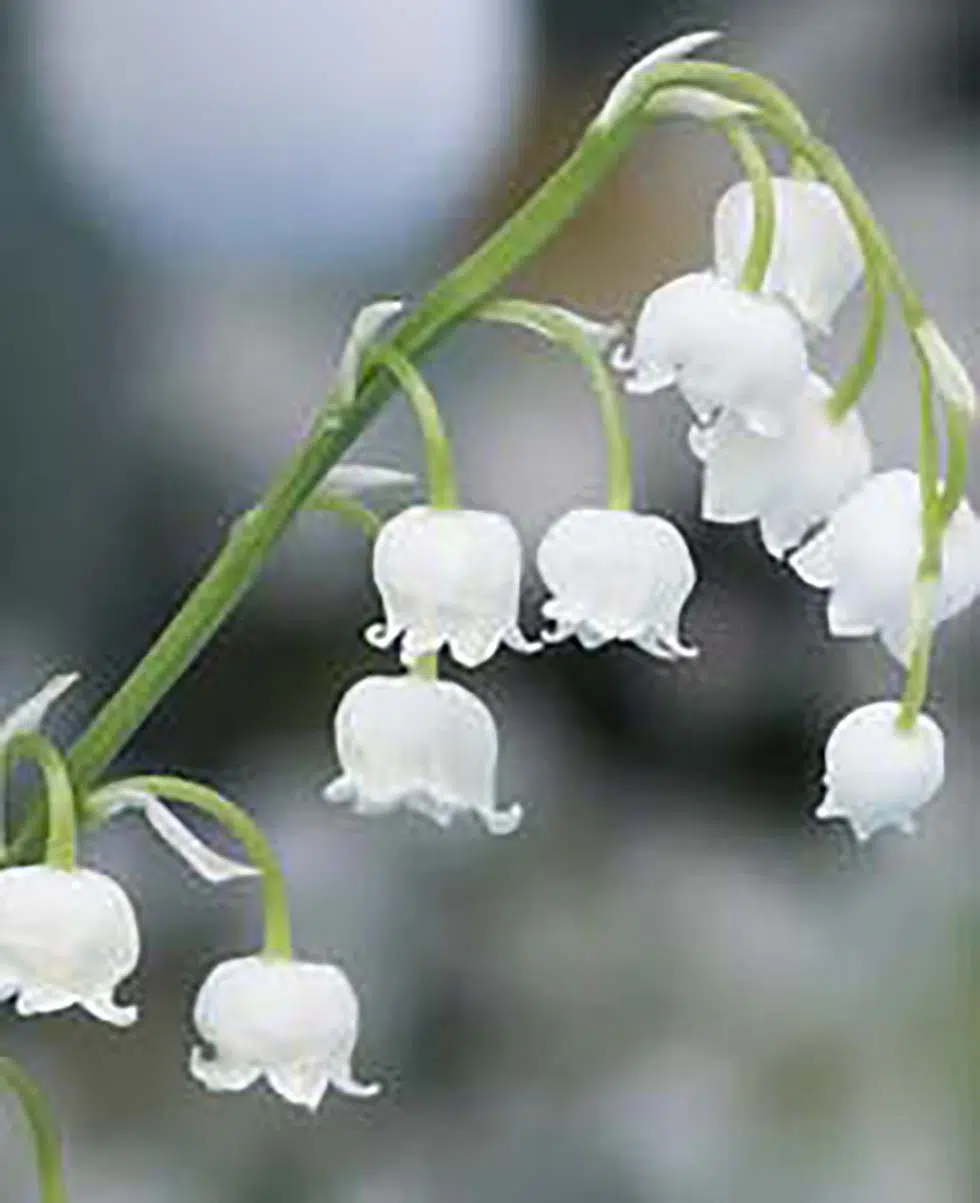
[
  {"x1": 912, "y1": 319, "x2": 976, "y2": 416},
  {"x1": 714, "y1": 179, "x2": 864, "y2": 334},
  {"x1": 688, "y1": 374, "x2": 872, "y2": 556},
  {"x1": 612, "y1": 272, "x2": 809, "y2": 437},
  {"x1": 0, "y1": 865, "x2": 139, "y2": 1026},
  {"x1": 790, "y1": 469, "x2": 980, "y2": 663},
  {"x1": 536, "y1": 508, "x2": 698, "y2": 659},
  {"x1": 324, "y1": 674, "x2": 521, "y2": 835},
  {"x1": 190, "y1": 955, "x2": 379, "y2": 1109},
  {"x1": 816, "y1": 701, "x2": 944, "y2": 841},
  {"x1": 366, "y1": 505, "x2": 538, "y2": 667}
]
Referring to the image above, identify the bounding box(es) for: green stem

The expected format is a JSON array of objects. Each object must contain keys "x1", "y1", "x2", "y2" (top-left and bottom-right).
[
  {"x1": 0, "y1": 1058, "x2": 69, "y2": 1203},
  {"x1": 477, "y1": 299, "x2": 633, "y2": 510},
  {"x1": 370, "y1": 348, "x2": 458, "y2": 508},
  {"x1": 3, "y1": 733, "x2": 76, "y2": 870},
  {"x1": 90, "y1": 776, "x2": 292, "y2": 957},
  {"x1": 410, "y1": 653, "x2": 439, "y2": 681},
  {"x1": 897, "y1": 576, "x2": 939, "y2": 731},
  {"x1": 719, "y1": 120, "x2": 775, "y2": 293},
  {"x1": 9, "y1": 104, "x2": 646, "y2": 864},
  {"x1": 938, "y1": 402, "x2": 970, "y2": 526},
  {"x1": 305, "y1": 492, "x2": 383, "y2": 540},
  {"x1": 825, "y1": 251, "x2": 887, "y2": 423}
]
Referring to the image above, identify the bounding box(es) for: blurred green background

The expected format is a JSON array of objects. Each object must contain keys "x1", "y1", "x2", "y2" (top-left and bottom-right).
[{"x1": 1, "y1": 1, "x2": 977, "y2": 1199}]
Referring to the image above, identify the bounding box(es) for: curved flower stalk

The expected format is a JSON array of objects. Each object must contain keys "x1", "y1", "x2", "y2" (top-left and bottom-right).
[
  {"x1": 367, "y1": 504, "x2": 538, "y2": 668},
  {"x1": 190, "y1": 955, "x2": 379, "y2": 1110},
  {"x1": 714, "y1": 178, "x2": 864, "y2": 334},
  {"x1": 0, "y1": 1057, "x2": 69, "y2": 1203},
  {"x1": 612, "y1": 271, "x2": 809, "y2": 437},
  {"x1": 324, "y1": 673, "x2": 522, "y2": 835},
  {"x1": 689, "y1": 373, "x2": 872, "y2": 557},
  {"x1": 537, "y1": 508, "x2": 698, "y2": 658},
  {"x1": 791, "y1": 469, "x2": 980, "y2": 663},
  {"x1": 816, "y1": 701, "x2": 945, "y2": 841}
]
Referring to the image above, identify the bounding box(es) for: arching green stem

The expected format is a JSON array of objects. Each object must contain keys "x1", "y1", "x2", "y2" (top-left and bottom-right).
[
  {"x1": 825, "y1": 252, "x2": 887, "y2": 424},
  {"x1": 938, "y1": 403, "x2": 970, "y2": 527},
  {"x1": 0, "y1": 1058, "x2": 68, "y2": 1203},
  {"x1": 477, "y1": 299, "x2": 633, "y2": 510},
  {"x1": 91, "y1": 776, "x2": 292, "y2": 958},
  {"x1": 719, "y1": 120, "x2": 776, "y2": 293},
  {"x1": 3, "y1": 733, "x2": 76, "y2": 870},
  {"x1": 369, "y1": 347, "x2": 458, "y2": 510},
  {"x1": 305, "y1": 492, "x2": 383, "y2": 540}
]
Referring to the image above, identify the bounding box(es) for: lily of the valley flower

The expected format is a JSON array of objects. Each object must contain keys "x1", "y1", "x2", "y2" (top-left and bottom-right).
[
  {"x1": 366, "y1": 505, "x2": 539, "y2": 668},
  {"x1": 537, "y1": 508, "x2": 698, "y2": 658},
  {"x1": 190, "y1": 955, "x2": 379, "y2": 1109},
  {"x1": 790, "y1": 469, "x2": 980, "y2": 663},
  {"x1": 612, "y1": 271, "x2": 809, "y2": 436},
  {"x1": 816, "y1": 701, "x2": 944, "y2": 841},
  {"x1": 0, "y1": 865, "x2": 139, "y2": 1026},
  {"x1": 714, "y1": 179, "x2": 864, "y2": 334},
  {"x1": 324, "y1": 674, "x2": 522, "y2": 835},
  {"x1": 689, "y1": 373, "x2": 872, "y2": 556}
]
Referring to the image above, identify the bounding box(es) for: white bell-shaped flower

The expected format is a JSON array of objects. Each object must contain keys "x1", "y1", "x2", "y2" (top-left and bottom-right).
[
  {"x1": 366, "y1": 505, "x2": 538, "y2": 667},
  {"x1": 190, "y1": 954, "x2": 379, "y2": 1110},
  {"x1": 0, "y1": 866, "x2": 139, "y2": 1026},
  {"x1": 689, "y1": 374, "x2": 872, "y2": 556},
  {"x1": 791, "y1": 469, "x2": 980, "y2": 663},
  {"x1": 324, "y1": 674, "x2": 521, "y2": 834},
  {"x1": 536, "y1": 508, "x2": 698, "y2": 659},
  {"x1": 714, "y1": 179, "x2": 864, "y2": 334},
  {"x1": 612, "y1": 272, "x2": 809, "y2": 436},
  {"x1": 816, "y1": 701, "x2": 944, "y2": 841}
]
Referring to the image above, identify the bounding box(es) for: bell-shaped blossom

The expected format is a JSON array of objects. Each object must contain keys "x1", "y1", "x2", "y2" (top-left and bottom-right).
[
  {"x1": 0, "y1": 866, "x2": 139, "y2": 1026},
  {"x1": 689, "y1": 374, "x2": 872, "y2": 556},
  {"x1": 714, "y1": 179, "x2": 864, "y2": 334},
  {"x1": 612, "y1": 272, "x2": 809, "y2": 436},
  {"x1": 536, "y1": 508, "x2": 698, "y2": 659},
  {"x1": 816, "y1": 701, "x2": 944, "y2": 841},
  {"x1": 366, "y1": 505, "x2": 538, "y2": 667},
  {"x1": 791, "y1": 470, "x2": 980, "y2": 663},
  {"x1": 190, "y1": 955, "x2": 379, "y2": 1110},
  {"x1": 324, "y1": 674, "x2": 521, "y2": 835}
]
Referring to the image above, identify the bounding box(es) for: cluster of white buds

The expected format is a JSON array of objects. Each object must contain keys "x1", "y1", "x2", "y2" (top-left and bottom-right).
[{"x1": 2, "y1": 31, "x2": 977, "y2": 1197}]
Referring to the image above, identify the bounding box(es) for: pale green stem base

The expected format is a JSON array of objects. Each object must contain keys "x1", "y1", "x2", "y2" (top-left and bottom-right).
[{"x1": 0, "y1": 1058, "x2": 68, "y2": 1203}]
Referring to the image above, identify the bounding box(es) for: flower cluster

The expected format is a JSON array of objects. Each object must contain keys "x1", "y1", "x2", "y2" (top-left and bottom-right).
[{"x1": 2, "y1": 31, "x2": 977, "y2": 1198}]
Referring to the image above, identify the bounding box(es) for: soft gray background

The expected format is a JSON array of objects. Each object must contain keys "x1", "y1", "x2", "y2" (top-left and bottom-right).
[{"x1": 1, "y1": 1, "x2": 977, "y2": 1200}]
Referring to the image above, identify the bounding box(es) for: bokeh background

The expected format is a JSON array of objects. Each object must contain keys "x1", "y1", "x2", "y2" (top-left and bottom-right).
[{"x1": 1, "y1": 0, "x2": 977, "y2": 1199}]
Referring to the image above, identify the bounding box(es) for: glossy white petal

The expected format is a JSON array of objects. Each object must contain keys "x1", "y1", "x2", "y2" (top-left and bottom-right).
[
  {"x1": 714, "y1": 179, "x2": 864, "y2": 333},
  {"x1": 190, "y1": 955, "x2": 378, "y2": 1110},
  {"x1": 789, "y1": 470, "x2": 980, "y2": 663},
  {"x1": 0, "y1": 866, "x2": 139, "y2": 1026},
  {"x1": 97, "y1": 787, "x2": 258, "y2": 884},
  {"x1": 0, "y1": 672, "x2": 78, "y2": 749},
  {"x1": 367, "y1": 506, "x2": 537, "y2": 668},
  {"x1": 816, "y1": 701, "x2": 944, "y2": 841},
  {"x1": 595, "y1": 30, "x2": 722, "y2": 128},
  {"x1": 691, "y1": 375, "x2": 871, "y2": 553},
  {"x1": 613, "y1": 272, "x2": 809, "y2": 436},
  {"x1": 324, "y1": 674, "x2": 521, "y2": 834},
  {"x1": 537, "y1": 508, "x2": 698, "y2": 659},
  {"x1": 322, "y1": 463, "x2": 417, "y2": 496},
  {"x1": 913, "y1": 319, "x2": 975, "y2": 416}
]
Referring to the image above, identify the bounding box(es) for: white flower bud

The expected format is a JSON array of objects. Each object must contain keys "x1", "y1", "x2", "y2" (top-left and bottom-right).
[
  {"x1": 536, "y1": 508, "x2": 698, "y2": 659},
  {"x1": 324, "y1": 674, "x2": 521, "y2": 835},
  {"x1": 613, "y1": 272, "x2": 809, "y2": 437},
  {"x1": 367, "y1": 505, "x2": 538, "y2": 668},
  {"x1": 714, "y1": 179, "x2": 863, "y2": 334},
  {"x1": 0, "y1": 866, "x2": 139, "y2": 1026},
  {"x1": 816, "y1": 701, "x2": 944, "y2": 841},
  {"x1": 689, "y1": 374, "x2": 872, "y2": 556},
  {"x1": 790, "y1": 470, "x2": 980, "y2": 663},
  {"x1": 912, "y1": 319, "x2": 975, "y2": 416},
  {"x1": 190, "y1": 955, "x2": 379, "y2": 1110}
]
